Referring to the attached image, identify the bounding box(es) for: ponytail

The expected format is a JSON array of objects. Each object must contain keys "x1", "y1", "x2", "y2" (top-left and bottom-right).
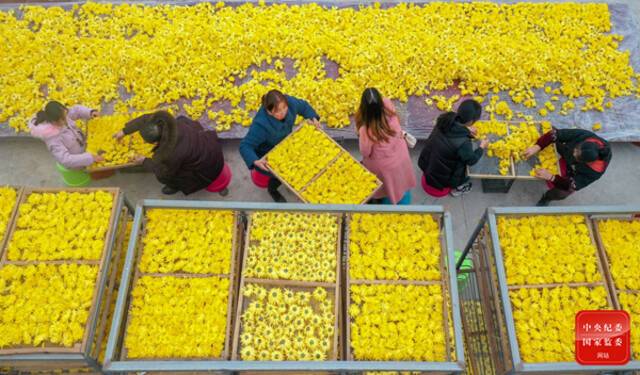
[
  {"x1": 355, "y1": 87, "x2": 396, "y2": 143},
  {"x1": 34, "y1": 101, "x2": 67, "y2": 125}
]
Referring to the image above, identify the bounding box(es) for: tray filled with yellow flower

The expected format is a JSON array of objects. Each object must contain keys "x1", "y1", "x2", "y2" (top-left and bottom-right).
[
  {"x1": 459, "y1": 207, "x2": 631, "y2": 374},
  {"x1": 103, "y1": 201, "x2": 462, "y2": 373},
  {"x1": 0, "y1": 187, "x2": 129, "y2": 373},
  {"x1": 509, "y1": 121, "x2": 561, "y2": 180},
  {"x1": 344, "y1": 212, "x2": 461, "y2": 366},
  {"x1": 591, "y1": 214, "x2": 640, "y2": 362},
  {"x1": 115, "y1": 207, "x2": 242, "y2": 362},
  {"x1": 265, "y1": 124, "x2": 382, "y2": 204},
  {"x1": 85, "y1": 113, "x2": 154, "y2": 173},
  {"x1": 468, "y1": 120, "x2": 560, "y2": 180},
  {"x1": 468, "y1": 119, "x2": 516, "y2": 179},
  {"x1": 232, "y1": 210, "x2": 342, "y2": 361},
  {"x1": 0, "y1": 185, "x2": 23, "y2": 254}
]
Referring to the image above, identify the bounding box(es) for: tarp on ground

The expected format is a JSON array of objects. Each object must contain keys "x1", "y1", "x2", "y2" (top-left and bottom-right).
[{"x1": 1, "y1": 0, "x2": 639, "y2": 141}]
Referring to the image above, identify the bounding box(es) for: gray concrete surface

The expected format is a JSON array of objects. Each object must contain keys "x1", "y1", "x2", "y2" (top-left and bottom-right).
[{"x1": 1, "y1": 137, "x2": 639, "y2": 250}]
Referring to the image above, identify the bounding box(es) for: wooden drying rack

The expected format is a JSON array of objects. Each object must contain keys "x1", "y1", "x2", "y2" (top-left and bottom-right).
[
  {"x1": 264, "y1": 124, "x2": 382, "y2": 204},
  {"x1": 468, "y1": 120, "x2": 562, "y2": 181},
  {"x1": 0, "y1": 187, "x2": 122, "y2": 357},
  {"x1": 343, "y1": 212, "x2": 455, "y2": 362},
  {"x1": 119, "y1": 209, "x2": 242, "y2": 361},
  {"x1": 231, "y1": 212, "x2": 342, "y2": 361}
]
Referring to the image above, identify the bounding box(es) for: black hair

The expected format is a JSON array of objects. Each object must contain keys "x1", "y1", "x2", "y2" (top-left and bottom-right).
[
  {"x1": 355, "y1": 87, "x2": 395, "y2": 143},
  {"x1": 579, "y1": 141, "x2": 611, "y2": 163},
  {"x1": 145, "y1": 111, "x2": 178, "y2": 178},
  {"x1": 35, "y1": 101, "x2": 67, "y2": 125},
  {"x1": 457, "y1": 99, "x2": 482, "y2": 124},
  {"x1": 436, "y1": 99, "x2": 482, "y2": 134},
  {"x1": 262, "y1": 89, "x2": 288, "y2": 112},
  {"x1": 139, "y1": 122, "x2": 161, "y2": 143}
]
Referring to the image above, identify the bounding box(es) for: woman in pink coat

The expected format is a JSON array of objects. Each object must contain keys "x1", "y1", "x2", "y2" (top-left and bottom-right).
[
  {"x1": 356, "y1": 88, "x2": 416, "y2": 204},
  {"x1": 29, "y1": 101, "x2": 104, "y2": 170}
]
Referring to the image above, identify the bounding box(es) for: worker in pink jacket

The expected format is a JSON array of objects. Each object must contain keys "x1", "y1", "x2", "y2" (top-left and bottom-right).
[
  {"x1": 356, "y1": 88, "x2": 416, "y2": 204},
  {"x1": 28, "y1": 101, "x2": 104, "y2": 169}
]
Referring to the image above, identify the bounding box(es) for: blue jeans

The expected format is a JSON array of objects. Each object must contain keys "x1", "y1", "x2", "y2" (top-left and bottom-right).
[{"x1": 380, "y1": 191, "x2": 412, "y2": 205}]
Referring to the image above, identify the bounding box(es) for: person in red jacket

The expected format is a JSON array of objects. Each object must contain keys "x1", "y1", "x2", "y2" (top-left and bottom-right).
[{"x1": 524, "y1": 128, "x2": 612, "y2": 206}]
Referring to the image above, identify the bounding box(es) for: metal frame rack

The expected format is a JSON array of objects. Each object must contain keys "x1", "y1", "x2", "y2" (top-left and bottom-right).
[
  {"x1": 104, "y1": 201, "x2": 465, "y2": 374},
  {"x1": 0, "y1": 188, "x2": 134, "y2": 373},
  {"x1": 456, "y1": 205, "x2": 640, "y2": 375}
]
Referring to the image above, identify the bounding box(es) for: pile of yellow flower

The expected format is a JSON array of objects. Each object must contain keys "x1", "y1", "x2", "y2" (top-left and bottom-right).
[
  {"x1": 125, "y1": 276, "x2": 229, "y2": 358},
  {"x1": 267, "y1": 125, "x2": 341, "y2": 190},
  {"x1": 140, "y1": 209, "x2": 234, "y2": 274},
  {"x1": 510, "y1": 286, "x2": 609, "y2": 362},
  {"x1": 2, "y1": 2, "x2": 633, "y2": 132},
  {"x1": 246, "y1": 211, "x2": 338, "y2": 282},
  {"x1": 0, "y1": 263, "x2": 98, "y2": 348},
  {"x1": 239, "y1": 284, "x2": 335, "y2": 361},
  {"x1": 301, "y1": 153, "x2": 379, "y2": 204},
  {"x1": 475, "y1": 119, "x2": 508, "y2": 138},
  {"x1": 350, "y1": 284, "x2": 447, "y2": 361},
  {"x1": 533, "y1": 122, "x2": 560, "y2": 175},
  {"x1": 489, "y1": 123, "x2": 541, "y2": 175},
  {"x1": 85, "y1": 113, "x2": 153, "y2": 170},
  {"x1": 7, "y1": 191, "x2": 114, "y2": 261},
  {"x1": 477, "y1": 120, "x2": 559, "y2": 176},
  {"x1": 618, "y1": 292, "x2": 640, "y2": 359},
  {"x1": 497, "y1": 215, "x2": 601, "y2": 285},
  {"x1": 0, "y1": 186, "x2": 17, "y2": 243},
  {"x1": 596, "y1": 219, "x2": 640, "y2": 291},
  {"x1": 349, "y1": 213, "x2": 441, "y2": 281}
]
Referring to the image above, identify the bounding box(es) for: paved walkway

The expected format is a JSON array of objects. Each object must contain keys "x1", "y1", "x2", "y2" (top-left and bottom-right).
[{"x1": 2, "y1": 137, "x2": 639, "y2": 249}]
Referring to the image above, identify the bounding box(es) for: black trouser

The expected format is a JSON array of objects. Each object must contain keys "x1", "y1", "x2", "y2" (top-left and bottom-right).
[
  {"x1": 268, "y1": 178, "x2": 281, "y2": 193},
  {"x1": 542, "y1": 188, "x2": 573, "y2": 201}
]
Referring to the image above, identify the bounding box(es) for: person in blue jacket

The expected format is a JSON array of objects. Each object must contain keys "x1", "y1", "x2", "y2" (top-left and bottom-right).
[{"x1": 239, "y1": 89, "x2": 320, "y2": 202}]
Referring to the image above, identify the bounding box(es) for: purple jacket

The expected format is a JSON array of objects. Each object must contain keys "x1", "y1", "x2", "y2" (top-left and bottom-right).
[{"x1": 29, "y1": 105, "x2": 95, "y2": 170}]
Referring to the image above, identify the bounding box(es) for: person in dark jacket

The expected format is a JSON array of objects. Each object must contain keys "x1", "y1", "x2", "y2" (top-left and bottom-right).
[
  {"x1": 418, "y1": 99, "x2": 488, "y2": 196},
  {"x1": 524, "y1": 128, "x2": 611, "y2": 206},
  {"x1": 113, "y1": 111, "x2": 224, "y2": 195},
  {"x1": 239, "y1": 89, "x2": 320, "y2": 202}
]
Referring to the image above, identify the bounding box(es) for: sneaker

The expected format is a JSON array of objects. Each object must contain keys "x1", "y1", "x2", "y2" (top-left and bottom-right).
[
  {"x1": 536, "y1": 197, "x2": 550, "y2": 207},
  {"x1": 450, "y1": 182, "x2": 472, "y2": 197},
  {"x1": 161, "y1": 185, "x2": 179, "y2": 195},
  {"x1": 268, "y1": 189, "x2": 287, "y2": 203}
]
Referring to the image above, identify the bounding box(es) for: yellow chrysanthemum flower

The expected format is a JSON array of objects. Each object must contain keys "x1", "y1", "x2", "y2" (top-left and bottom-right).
[
  {"x1": 350, "y1": 284, "x2": 448, "y2": 361},
  {"x1": 125, "y1": 276, "x2": 229, "y2": 358},
  {"x1": 240, "y1": 284, "x2": 334, "y2": 361},
  {"x1": 0, "y1": 264, "x2": 99, "y2": 348},
  {"x1": 246, "y1": 211, "x2": 338, "y2": 282},
  {"x1": 498, "y1": 215, "x2": 601, "y2": 285},
  {"x1": 510, "y1": 286, "x2": 609, "y2": 362},
  {"x1": 349, "y1": 213, "x2": 441, "y2": 281},
  {"x1": 140, "y1": 209, "x2": 234, "y2": 274},
  {"x1": 7, "y1": 191, "x2": 114, "y2": 261}
]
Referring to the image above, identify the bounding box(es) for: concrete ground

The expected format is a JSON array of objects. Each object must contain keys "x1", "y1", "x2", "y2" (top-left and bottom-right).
[{"x1": 1, "y1": 137, "x2": 639, "y2": 250}]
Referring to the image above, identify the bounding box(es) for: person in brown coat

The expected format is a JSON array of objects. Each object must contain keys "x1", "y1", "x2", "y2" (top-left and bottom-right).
[{"x1": 114, "y1": 111, "x2": 224, "y2": 195}]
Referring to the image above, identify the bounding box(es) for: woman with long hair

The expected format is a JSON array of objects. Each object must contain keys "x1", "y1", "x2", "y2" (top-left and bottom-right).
[
  {"x1": 114, "y1": 111, "x2": 224, "y2": 195},
  {"x1": 356, "y1": 87, "x2": 416, "y2": 204},
  {"x1": 29, "y1": 100, "x2": 103, "y2": 169},
  {"x1": 418, "y1": 99, "x2": 488, "y2": 196}
]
